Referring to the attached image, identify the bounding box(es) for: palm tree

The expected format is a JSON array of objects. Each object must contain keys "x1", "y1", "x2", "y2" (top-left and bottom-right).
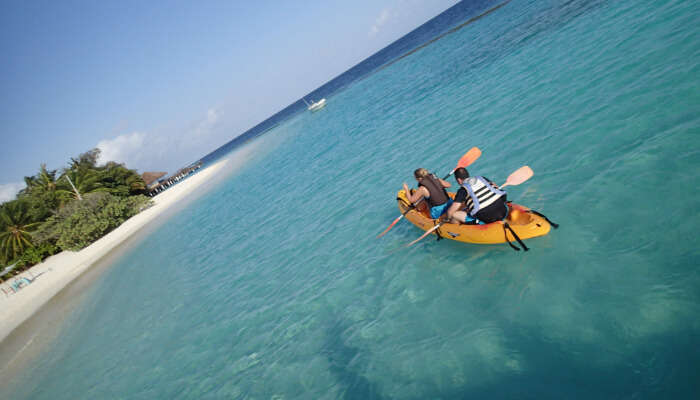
[
  {"x1": 0, "y1": 201, "x2": 41, "y2": 263},
  {"x1": 18, "y1": 164, "x2": 58, "y2": 197},
  {"x1": 22, "y1": 176, "x2": 36, "y2": 192},
  {"x1": 17, "y1": 164, "x2": 63, "y2": 220},
  {"x1": 57, "y1": 168, "x2": 106, "y2": 201},
  {"x1": 35, "y1": 164, "x2": 59, "y2": 192}
]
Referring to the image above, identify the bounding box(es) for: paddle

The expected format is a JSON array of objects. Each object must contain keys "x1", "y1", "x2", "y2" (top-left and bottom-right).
[
  {"x1": 443, "y1": 147, "x2": 482, "y2": 180},
  {"x1": 405, "y1": 222, "x2": 444, "y2": 247},
  {"x1": 406, "y1": 165, "x2": 534, "y2": 247},
  {"x1": 376, "y1": 147, "x2": 481, "y2": 238},
  {"x1": 500, "y1": 166, "x2": 533, "y2": 188}
]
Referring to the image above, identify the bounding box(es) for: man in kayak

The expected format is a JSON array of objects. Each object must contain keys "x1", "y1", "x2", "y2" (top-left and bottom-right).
[
  {"x1": 446, "y1": 167, "x2": 507, "y2": 224},
  {"x1": 402, "y1": 168, "x2": 452, "y2": 219}
]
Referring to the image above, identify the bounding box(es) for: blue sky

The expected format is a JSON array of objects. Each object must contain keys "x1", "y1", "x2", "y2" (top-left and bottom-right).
[{"x1": 0, "y1": 0, "x2": 458, "y2": 201}]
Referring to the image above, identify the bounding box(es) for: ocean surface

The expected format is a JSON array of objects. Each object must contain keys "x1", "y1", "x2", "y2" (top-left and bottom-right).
[{"x1": 2, "y1": 0, "x2": 699, "y2": 398}]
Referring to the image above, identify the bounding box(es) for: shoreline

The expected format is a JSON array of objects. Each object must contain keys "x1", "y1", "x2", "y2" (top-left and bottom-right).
[{"x1": 0, "y1": 159, "x2": 229, "y2": 344}]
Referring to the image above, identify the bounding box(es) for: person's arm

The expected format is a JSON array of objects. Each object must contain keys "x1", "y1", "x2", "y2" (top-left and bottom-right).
[
  {"x1": 447, "y1": 188, "x2": 470, "y2": 223},
  {"x1": 403, "y1": 183, "x2": 426, "y2": 204},
  {"x1": 438, "y1": 177, "x2": 451, "y2": 188}
]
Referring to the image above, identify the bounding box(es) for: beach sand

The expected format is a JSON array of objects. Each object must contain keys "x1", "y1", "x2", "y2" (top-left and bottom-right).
[{"x1": 0, "y1": 159, "x2": 229, "y2": 344}]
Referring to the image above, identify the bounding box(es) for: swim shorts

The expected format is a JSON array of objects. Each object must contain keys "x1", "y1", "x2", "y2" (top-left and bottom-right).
[{"x1": 429, "y1": 199, "x2": 453, "y2": 219}]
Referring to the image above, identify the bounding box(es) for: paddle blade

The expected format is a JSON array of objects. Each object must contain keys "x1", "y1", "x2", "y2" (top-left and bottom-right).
[
  {"x1": 501, "y1": 166, "x2": 533, "y2": 188},
  {"x1": 406, "y1": 223, "x2": 442, "y2": 247},
  {"x1": 443, "y1": 147, "x2": 481, "y2": 179},
  {"x1": 377, "y1": 215, "x2": 403, "y2": 238},
  {"x1": 457, "y1": 147, "x2": 482, "y2": 169}
]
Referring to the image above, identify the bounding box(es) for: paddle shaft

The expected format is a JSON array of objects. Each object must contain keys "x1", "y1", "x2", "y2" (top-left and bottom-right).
[
  {"x1": 377, "y1": 198, "x2": 425, "y2": 238},
  {"x1": 406, "y1": 223, "x2": 442, "y2": 247}
]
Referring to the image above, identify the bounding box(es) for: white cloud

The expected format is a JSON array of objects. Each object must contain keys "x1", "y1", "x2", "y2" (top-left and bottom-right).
[
  {"x1": 178, "y1": 108, "x2": 222, "y2": 154},
  {"x1": 97, "y1": 132, "x2": 146, "y2": 166},
  {"x1": 194, "y1": 108, "x2": 220, "y2": 137},
  {"x1": 0, "y1": 182, "x2": 25, "y2": 203},
  {"x1": 93, "y1": 108, "x2": 222, "y2": 173},
  {"x1": 369, "y1": 8, "x2": 392, "y2": 37}
]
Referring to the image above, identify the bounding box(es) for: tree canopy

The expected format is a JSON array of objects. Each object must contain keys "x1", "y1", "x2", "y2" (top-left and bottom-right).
[{"x1": 1, "y1": 148, "x2": 152, "y2": 278}]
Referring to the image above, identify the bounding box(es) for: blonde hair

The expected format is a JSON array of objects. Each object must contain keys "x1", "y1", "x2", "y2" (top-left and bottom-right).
[{"x1": 413, "y1": 168, "x2": 429, "y2": 179}]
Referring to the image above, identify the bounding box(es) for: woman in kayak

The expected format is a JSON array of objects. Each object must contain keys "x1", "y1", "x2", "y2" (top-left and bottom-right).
[
  {"x1": 402, "y1": 168, "x2": 452, "y2": 219},
  {"x1": 446, "y1": 167, "x2": 507, "y2": 224}
]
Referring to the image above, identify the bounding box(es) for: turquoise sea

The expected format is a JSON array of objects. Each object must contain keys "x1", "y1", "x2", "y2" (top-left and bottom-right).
[{"x1": 2, "y1": 0, "x2": 699, "y2": 398}]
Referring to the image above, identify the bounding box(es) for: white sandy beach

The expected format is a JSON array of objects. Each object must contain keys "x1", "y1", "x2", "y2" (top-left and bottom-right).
[{"x1": 0, "y1": 159, "x2": 228, "y2": 344}]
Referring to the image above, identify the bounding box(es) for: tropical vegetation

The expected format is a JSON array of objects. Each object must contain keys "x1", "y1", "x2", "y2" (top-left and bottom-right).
[
  {"x1": 0, "y1": 200, "x2": 42, "y2": 263},
  {"x1": 0, "y1": 149, "x2": 152, "y2": 281},
  {"x1": 34, "y1": 193, "x2": 150, "y2": 251}
]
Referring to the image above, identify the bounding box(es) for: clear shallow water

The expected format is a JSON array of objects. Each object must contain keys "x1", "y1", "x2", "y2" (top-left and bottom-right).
[{"x1": 3, "y1": 0, "x2": 700, "y2": 398}]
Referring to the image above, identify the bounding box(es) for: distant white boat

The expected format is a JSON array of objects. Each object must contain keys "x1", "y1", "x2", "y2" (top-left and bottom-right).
[{"x1": 303, "y1": 98, "x2": 326, "y2": 112}]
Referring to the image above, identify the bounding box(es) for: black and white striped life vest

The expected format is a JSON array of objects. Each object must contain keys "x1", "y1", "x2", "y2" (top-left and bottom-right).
[{"x1": 462, "y1": 176, "x2": 506, "y2": 216}]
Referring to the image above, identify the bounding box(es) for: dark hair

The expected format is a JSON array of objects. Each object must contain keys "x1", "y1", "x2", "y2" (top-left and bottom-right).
[{"x1": 454, "y1": 167, "x2": 469, "y2": 180}]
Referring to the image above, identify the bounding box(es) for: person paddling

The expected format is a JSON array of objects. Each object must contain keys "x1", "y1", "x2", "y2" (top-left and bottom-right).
[
  {"x1": 446, "y1": 167, "x2": 507, "y2": 224},
  {"x1": 402, "y1": 168, "x2": 452, "y2": 220}
]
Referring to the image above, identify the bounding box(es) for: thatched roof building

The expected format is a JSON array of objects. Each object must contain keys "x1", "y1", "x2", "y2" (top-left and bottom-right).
[
  {"x1": 144, "y1": 162, "x2": 203, "y2": 197},
  {"x1": 141, "y1": 171, "x2": 167, "y2": 189}
]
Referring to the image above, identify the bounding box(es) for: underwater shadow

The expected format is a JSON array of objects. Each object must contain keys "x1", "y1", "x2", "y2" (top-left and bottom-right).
[
  {"x1": 321, "y1": 320, "x2": 387, "y2": 400},
  {"x1": 434, "y1": 322, "x2": 700, "y2": 399}
]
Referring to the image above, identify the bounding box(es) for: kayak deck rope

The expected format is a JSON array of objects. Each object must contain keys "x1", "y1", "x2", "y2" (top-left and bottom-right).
[
  {"x1": 434, "y1": 219, "x2": 443, "y2": 241},
  {"x1": 529, "y1": 209, "x2": 559, "y2": 229},
  {"x1": 503, "y1": 222, "x2": 529, "y2": 251}
]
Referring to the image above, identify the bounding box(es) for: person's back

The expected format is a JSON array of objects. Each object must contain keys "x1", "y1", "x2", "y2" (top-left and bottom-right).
[
  {"x1": 403, "y1": 168, "x2": 452, "y2": 219},
  {"x1": 447, "y1": 167, "x2": 507, "y2": 224}
]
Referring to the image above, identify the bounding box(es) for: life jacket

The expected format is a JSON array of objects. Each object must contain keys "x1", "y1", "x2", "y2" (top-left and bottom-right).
[
  {"x1": 461, "y1": 176, "x2": 507, "y2": 216},
  {"x1": 419, "y1": 173, "x2": 449, "y2": 207}
]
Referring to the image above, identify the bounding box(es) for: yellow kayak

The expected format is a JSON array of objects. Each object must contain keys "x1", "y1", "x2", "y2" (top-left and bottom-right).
[{"x1": 397, "y1": 189, "x2": 551, "y2": 245}]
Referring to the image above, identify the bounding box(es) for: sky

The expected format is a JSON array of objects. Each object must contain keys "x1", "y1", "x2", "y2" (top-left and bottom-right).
[{"x1": 0, "y1": 0, "x2": 459, "y2": 202}]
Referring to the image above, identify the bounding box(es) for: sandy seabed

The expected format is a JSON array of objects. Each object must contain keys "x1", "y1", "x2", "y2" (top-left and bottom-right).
[{"x1": 0, "y1": 159, "x2": 228, "y2": 344}]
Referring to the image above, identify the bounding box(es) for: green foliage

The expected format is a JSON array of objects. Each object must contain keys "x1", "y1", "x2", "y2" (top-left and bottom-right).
[
  {"x1": 35, "y1": 193, "x2": 152, "y2": 251},
  {"x1": 60, "y1": 167, "x2": 108, "y2": 200},
  {"x1": 69, "y1": 148, "x2": 101, "y2": 170},
  {"x1": 17, "y1": 164, "x2": 63, "y2": 220},
  {"x1": 60, "y1": 149, "x2": 147, "y2": 198},
  {"x1": 0, "y1": 200, "x2": 41, "y2": 264},
  {"x1": 14, "y1": 242, "x2": 59, "y2": 268},
  {"x1": 97, "y1": 161, "x2": 147, "y2": 196},
  {"x1": 1, "y1": 148, "x2": 153, "y2": 267},
  {"x1": 21, "y1": 190, "x2": 58, "y2": 222}
]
